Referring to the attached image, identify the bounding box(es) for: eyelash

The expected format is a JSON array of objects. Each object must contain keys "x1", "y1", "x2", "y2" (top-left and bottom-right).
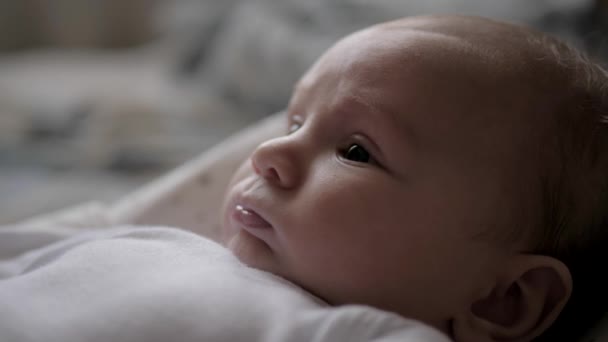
[
  {"x1": 288, "y1": 122, "x2": 301, "y2": 135},
  {"x1": 287, "y1": 115, "x2": 378, "y2": 166},
  {"x1": 287, "y1": 115, "x2": 303, "y2": 135},
  {"x1": 339, "y1": 143, "x2": 374, "y2": 164}
]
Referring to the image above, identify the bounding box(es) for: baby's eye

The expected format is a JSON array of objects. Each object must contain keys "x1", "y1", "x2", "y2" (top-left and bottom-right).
[
  {"x1": 288, "y1": 122, "x2": 301, "y2": 135},
  {"x1": 287, "y1": 115, "x2": 303, "y2": 135},
  {"x1": 342, "y1": 144, "x2": 371, "y2": 163}
]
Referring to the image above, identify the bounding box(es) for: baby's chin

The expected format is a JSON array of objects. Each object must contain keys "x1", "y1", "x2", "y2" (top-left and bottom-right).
[
  {"x1": 219, "y1": 204, "x2": 237, "y2": 245},
  {"x1": 226, "y1": 229, "x2": 280, "y2": 273}
]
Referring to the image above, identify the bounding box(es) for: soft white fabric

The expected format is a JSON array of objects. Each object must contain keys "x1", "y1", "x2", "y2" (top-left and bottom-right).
[{"x1": 0, "y1": 225, "x2": 451, "y2": 342}]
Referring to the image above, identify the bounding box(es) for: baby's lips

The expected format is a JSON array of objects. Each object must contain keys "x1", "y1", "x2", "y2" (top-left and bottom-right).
[{"x1": 233, "y1": 205, "x2": 273, "y2": 229}]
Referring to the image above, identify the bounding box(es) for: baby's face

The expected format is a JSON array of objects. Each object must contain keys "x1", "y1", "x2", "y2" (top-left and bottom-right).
[{"x1": 221, "y1": 18, "x2": 540, "y2": 332}]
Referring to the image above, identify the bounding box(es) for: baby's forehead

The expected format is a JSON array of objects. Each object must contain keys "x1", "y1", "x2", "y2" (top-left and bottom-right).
[
  {"x1": 292, "y1": 16, "x2": 558, "y2": 159},
  {"x1": 310, "y1": 15, "x2": 545, "y2": 83},
  {"x1": 297, "y1": 16, "x2": 563, "y2": 121},
  {"x1": 303, "y1": 30, "x2": 489, "y2": 100},
  {"x1": 296, "y1": 29, "x2": 496, "y2": 114}
]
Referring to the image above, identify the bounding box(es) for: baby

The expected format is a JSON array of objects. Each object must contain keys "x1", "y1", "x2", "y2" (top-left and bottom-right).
[
  {"x1": 220, "y1": 14, "x2": 608, "y2": 342},
  {"x1": 1, "y1": 14, "x2": 606, "y2": 342}
]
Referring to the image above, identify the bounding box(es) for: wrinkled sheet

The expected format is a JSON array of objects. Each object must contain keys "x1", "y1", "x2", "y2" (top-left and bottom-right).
[{"x1": 0, "y1": 225, "x2": 451, "y2": 342}]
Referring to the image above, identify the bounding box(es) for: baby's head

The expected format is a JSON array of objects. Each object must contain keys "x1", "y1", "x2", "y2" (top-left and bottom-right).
[{"x1": 221, "y1": 15, "x2": 608, "y2": 342}]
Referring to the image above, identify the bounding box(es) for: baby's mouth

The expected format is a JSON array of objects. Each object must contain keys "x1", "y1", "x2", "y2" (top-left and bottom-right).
[{"x1": 233, "y1": 205, "x2": 273, "y2": 229}]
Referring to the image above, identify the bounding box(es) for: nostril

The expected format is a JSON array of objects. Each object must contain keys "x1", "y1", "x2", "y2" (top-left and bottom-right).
[
  {"x1": 265, "y1": 167, "x2": 280, "y2": 181},
  {"x1": 251, "y1": 157, "x2": 281, "y2": 182}
]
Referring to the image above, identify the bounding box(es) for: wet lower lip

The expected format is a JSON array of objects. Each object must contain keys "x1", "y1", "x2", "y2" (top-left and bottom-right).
[{"x1": 233, "y1": 205, "x2": 272, "y2": 229}]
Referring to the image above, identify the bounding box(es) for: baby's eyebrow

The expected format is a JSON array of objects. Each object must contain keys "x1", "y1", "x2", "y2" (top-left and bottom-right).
[
  {"x1": 339, "y1": 93, "x2": 415, "y2": 166},
  {"x1": 342, "y1": 93, "x2": 400, "y2": 134}
]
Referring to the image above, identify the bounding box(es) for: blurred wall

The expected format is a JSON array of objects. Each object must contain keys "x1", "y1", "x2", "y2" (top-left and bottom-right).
[
  {"x1": 0, "y1": 0, "x2": 159, "y2": 51},
  {"x1": 0, "y1": 0, "x2": 599, "y2": 223}
]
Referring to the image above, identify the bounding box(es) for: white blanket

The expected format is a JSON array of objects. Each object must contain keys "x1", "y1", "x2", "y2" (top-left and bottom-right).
[{"x1": 0, "y1": 226, "x2": 450, "y2": 342}]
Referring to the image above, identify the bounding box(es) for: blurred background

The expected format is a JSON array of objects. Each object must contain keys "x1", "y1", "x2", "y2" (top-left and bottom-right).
[{"x1": 0, "y1": 0, "x2": 604, "y2": 223}]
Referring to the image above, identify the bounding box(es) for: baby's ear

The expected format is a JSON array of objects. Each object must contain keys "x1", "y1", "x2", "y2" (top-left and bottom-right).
[{"x1": 452, "y1": 255, "x2": 572, "y2": 342}]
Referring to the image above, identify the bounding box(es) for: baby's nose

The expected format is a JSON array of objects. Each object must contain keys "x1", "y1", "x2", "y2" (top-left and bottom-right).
[{"x1": 250, "y1": 137, "x2": 301, "y2": 189}]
